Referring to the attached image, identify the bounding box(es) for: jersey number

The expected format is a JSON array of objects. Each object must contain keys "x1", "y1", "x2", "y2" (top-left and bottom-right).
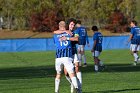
[{"x1": 60, "y1": 41, "x2": 68, "y2": 46}]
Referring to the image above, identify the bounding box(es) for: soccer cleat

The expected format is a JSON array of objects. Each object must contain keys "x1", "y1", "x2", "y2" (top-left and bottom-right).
[
  {"x1": 75, "y1": 88, "x2": 82, "y2": 93},
  {"x1": 137, "y1": 58, "x2": 140, "y2": 63},
  {"x1": 82, "y1": 63, "x2": 87, "y2": 67},
  {"x1": 132, "y1": 62, "x2": 137, "y2": 66},
  {"x1": 99, "y1": 65, "x2": 105, "y2": 71}
]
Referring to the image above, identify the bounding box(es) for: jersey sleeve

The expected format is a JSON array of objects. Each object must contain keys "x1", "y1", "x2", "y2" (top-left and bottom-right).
[
  {"x1": 93, "y1": 34, "x2": 97, "y2": 40},
  {"x1": 130, "y1": 28, "x2": 134, "y2": 35}
]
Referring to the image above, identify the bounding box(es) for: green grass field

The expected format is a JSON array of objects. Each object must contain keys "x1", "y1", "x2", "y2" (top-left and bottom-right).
[{"x1": 0, "y1": 50, "x2": 140, "y2": 93}]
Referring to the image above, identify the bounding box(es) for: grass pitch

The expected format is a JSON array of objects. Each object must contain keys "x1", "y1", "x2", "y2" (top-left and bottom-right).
[{"x1": 0, "y1": 50, "x2": 140, "y2": 93}]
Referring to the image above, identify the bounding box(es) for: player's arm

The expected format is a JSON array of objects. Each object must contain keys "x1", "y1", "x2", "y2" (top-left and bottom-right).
[
  {"x1": 127, "y1": 28, "x2": 134, "y2": 44},
  {"x1": 60, "y1": 33, "x2": 79, "y2": 41},
  {"x1": 127, "y1": 34, "x2": 133, "y2": 43},
  {"x1": 67, "y1": 36, "x2": 78, "y2": 41},
  {"x1": 91, "y1": 40, "x2": 96, "y2": 52},
  {"x1": 86, "y1": 31, "x2": 90, "y2": 46},
  {"x1": 53, "y1": 30, "x2": 72, "y2": 35}
]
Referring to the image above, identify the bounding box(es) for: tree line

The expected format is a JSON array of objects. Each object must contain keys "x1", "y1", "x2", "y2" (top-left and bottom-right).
[{"x1": 0, "y1": 0, "x2": 137, "y2": 32}]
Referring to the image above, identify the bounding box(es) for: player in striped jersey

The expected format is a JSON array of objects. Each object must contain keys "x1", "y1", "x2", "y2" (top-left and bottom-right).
[
  {"x1": 54, "y1": 18, "x2": 82, "y2": 93},
  {"x1": 54, "y1": 21, "x2": 80, "y2": 93},
  {"x1": 75, "y1": 20, "x2": 90, "y2": 67}
]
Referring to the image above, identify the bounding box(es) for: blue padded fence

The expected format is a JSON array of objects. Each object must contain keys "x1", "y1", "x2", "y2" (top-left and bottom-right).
[{"x1": 0, "y1": 36, "x2": 130, "y2": 52}]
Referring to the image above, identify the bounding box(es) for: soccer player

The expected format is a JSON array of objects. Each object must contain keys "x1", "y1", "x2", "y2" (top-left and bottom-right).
[
  {"x1": 127, "y1": 20, "x2": 140, "y2": 66},
  {"x1": 53, "y1": 21, "x2": 80, "y2": 93},
  {"x1": 55, "y1": 18, "x2": 82, "y2": 93},
  {"x1": 91, "y1": 26, "x2": 104, "y2": 72},
  {"x1": 75, "y1": 20, "x2": 90, "y2": 67},
  {"x1": 66, "y1": 18, "x2": 82, "y2": 93}
]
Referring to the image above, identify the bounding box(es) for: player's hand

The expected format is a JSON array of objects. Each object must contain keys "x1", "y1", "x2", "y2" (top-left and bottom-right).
[
  {"x1": 91, "y1": 49, "x2": 94, "y2": 52},
  {"x1": 59, "y1": 36, "x2": 67, "y2": 41},
  {"x1": 65, "y1": 30, "x2": 73, "y2": 36}
]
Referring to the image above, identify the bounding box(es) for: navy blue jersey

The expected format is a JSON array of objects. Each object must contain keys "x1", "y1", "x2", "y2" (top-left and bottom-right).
[
  {"x1": 131, "y1": 26, "x2": 140, "y2": 44},
  {"x1": 53, "y1": 32, "x2": 73, "y2": 58},
  {"x1": 75, "y1": 26, "x2": 89, "y2": 45},
  {"x1": 93, "y1": 32, "x2": 103, "y2": 52},
  {"x1": 71, "y1": 31, "x2": 79, "y2": 55}
]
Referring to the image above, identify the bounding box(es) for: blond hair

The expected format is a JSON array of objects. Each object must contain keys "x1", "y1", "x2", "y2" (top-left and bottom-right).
[{"x1": 59, "y1": 21, "x2": 66, "y2": 27}]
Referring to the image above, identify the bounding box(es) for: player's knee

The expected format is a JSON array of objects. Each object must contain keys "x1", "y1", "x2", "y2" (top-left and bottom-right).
[
  {"x1": 67, "y1": 70, "x2": 75, "y2": 75},
  {"x1": 133, "y1": 51, "x2": 138, "y2": 53},
  {"x1": 56, "y1": 73, "x2": 61, "y2": 79},
  {"x1": 56, "y1": 71, "x2": 62, "y2": 75}
]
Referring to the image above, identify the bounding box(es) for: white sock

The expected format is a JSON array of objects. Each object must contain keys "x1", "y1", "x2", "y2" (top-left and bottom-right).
[
  {"x1": 99, "y1": 61, "x2": 104, "y2": 66},
  {"x1": 76, "y1": 72, "x2": 82, "y2": 85},
  {"x1": 82, "y1": 55, "x2": 86, "y2": 64},
  {"x1": 94, "y1": 65, "x2": 98, "y2": 71},
  {"x1": 76, "y1": 72, "x2": 82, "y2": 90},
  {"x1": 133, "y1": 53, "x2": 139, "y2": 61},
  {"x1": 55, "y1": 78, "x2": 60, "y2": 92},
  {"x1": 71, "y1": 83, "x2": 74, "y2": 93},
  {"x1": 71, "y1": 77, "x2": 78, "y2": 88}
]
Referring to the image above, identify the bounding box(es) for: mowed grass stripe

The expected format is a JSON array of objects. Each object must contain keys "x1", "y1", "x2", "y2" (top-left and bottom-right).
[{"x1": 0, "y1": 50, "x2": 140, "y2": 93}]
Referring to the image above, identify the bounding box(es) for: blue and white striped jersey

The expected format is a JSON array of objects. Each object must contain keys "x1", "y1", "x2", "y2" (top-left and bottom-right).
[{"x1": 53, "y1": 32, "x2": 73, "y2": 58}]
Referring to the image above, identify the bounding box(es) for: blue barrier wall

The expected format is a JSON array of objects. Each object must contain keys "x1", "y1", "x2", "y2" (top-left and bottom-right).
[{"x1": 0, "y1": 36, "x2": 130, "y2": 52}]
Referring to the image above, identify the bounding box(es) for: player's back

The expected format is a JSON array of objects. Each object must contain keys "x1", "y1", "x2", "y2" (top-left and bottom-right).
[
  {"x1": 54, "y1": 32, "x2": 73, "y2": 58},
  {"x1": 76, "y1": 26, "x2": 88, "y2": 45},
  {"x1": 93, "y1": 32, "x2": 103, "y2": 45},
  {"x1": 131, "y1": 26, "x2": 140, "y2": 44},
  {"x1": 93, "y1": 32, "x2": 103, "y2": 52}
]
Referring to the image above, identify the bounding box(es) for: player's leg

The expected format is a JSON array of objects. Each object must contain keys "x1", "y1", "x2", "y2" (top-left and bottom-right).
[
  {"x1": 131, "y1": 44, "x2": 139, "y2": 65},
  {"x1": 92, "y1": 51, "x2": 100, "y2": 72},
  {"x1": 81, "y1": 45, "x2": 87, "y2": 67},
  {"x1": 64, "y1": 67, "x2": 75, "y2": 93},
  {"x1": 63, "y1": 57, "x2": 79, "y2": 89},
  {"x1": 136, "y1": 45, "x2": 140, "y2": 62},
  {"x1": 74, "y1": 54, "x2": 82, "y2": 84},
  {"x1": 55, "y1": 58, "x2": 63, "y2": 93},
  {"x1": 78, "y1": 45, "x2": 82, "y2": 66},
  {"x1": 74, "y1": 62, "x2": 82, "y2": 92},
  {"x1": 71, "y1": 54, "x2": 82, "y2": 93}
]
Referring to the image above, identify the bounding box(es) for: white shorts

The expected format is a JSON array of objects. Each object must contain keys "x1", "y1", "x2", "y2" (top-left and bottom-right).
[
  {"x1": 55, "y1": 57, "x2": 74, "y2": 74},
  {"x1": 130, "y1": 44, "x2": 140, "y2": 51},
  {"x1": 73, "y1": 54, "x2": 80, "y2": 63},
  {"x1": 78, "y1": 45, "x2": 85, "y2": 52},
  {"x1": 92, "y1": 51, "x2": 101, "y2": 57}
]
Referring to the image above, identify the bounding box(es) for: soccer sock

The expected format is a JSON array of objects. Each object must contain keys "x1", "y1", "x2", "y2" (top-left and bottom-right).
[
  {"x1": 133, "y1": 53, "x2": 139, "y2": 61},
  {"x1": 71, "y1": 83, "x2": 74, "y2": 93},
  {"x1": 76, "y1": 72, "x2": 82, "y2": 90},
  {"x1": 82, "y1": 55, "x2": 86, "y2": 64},
  {"x1": 94, "y1": 65, "x2": 98, "y2": 71},
  {"x1": 65, "y1": 76, "x2": 75, "y2": 93},
  {"x1": 55, "y1": 78, "x2": 60, "y2": 93},
  {"x1": 99, "y1": 61, "x2": 104, "y2": 66},
  {"x1": 76, "y1": 72, "x2": 82, "y2": 85},
  {"x1": 71, "y1": 77, "x2": 78, "y2": 88}
]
